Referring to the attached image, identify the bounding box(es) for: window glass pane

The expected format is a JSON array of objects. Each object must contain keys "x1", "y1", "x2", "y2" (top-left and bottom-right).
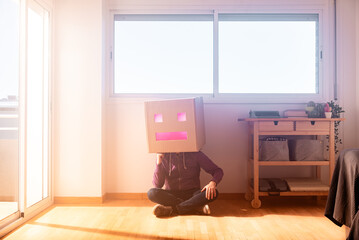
[
  {"x1": 0, "y1": 0, "x2": 19, "y2": 106},
  {"x1": 114, "y1": 15, "x2": 213, "y2": 94},
  {"x1": 0, "y1": 0, "x2": 19, "y2": 221},
  {"x1": 26, "y1": 3, "x2": 49, "y2": 207},
  {"x1": 219, "y1": 14, "x2": 318, "y2": 94}
]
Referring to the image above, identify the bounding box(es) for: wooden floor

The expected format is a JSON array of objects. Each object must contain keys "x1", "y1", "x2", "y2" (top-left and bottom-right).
[
  {"x1": 0, "y1": 202, "x2": 18, "y2": 221},
  {"x1": 1, "y1": 197, "x2": 347, "y2": 240}
]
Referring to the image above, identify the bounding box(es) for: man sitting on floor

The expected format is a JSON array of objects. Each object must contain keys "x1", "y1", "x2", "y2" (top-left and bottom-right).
[{"x1": 147, "y1": 151, "x2": 224, "y2": 217}]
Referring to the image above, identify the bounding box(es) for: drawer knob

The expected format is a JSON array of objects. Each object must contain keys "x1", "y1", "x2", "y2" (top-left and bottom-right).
[
  {"x1": 310, "y1": 121, "x2": 316, "y2": 125},
  {"x1": 274, "y1": 121, "x2": 278, "y2": 126}
]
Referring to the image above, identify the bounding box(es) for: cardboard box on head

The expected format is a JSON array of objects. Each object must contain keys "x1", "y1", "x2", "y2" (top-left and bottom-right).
[{"x1": 144, "y1": 97, "x2": 206, "y2": 153}]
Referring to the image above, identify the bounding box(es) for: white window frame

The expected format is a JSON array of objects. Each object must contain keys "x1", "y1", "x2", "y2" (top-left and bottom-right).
[{"x1": 108, "y1": 7, "x2": 334, "y2": 104}]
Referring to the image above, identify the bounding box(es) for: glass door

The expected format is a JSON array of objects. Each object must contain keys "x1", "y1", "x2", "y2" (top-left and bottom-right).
[
  {"x1": 24, "y1": 0, "x2": 51, "y2": 212},
  {"x1": 0, "y1": 0, "x2": 52, "y2": 234},
  {"x1": 0, "y1": 0, "x2": 21, "y2": 228}
]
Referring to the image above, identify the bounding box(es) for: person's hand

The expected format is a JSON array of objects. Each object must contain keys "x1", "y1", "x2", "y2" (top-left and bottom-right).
[
  {"x1": 201, "y1": 181, "x2": 217, "y2": 200},
  {"x1": 156, "y1": 153, "x2": 164, "y2": 165}
]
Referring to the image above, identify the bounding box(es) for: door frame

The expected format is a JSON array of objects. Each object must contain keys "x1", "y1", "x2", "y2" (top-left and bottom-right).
[{"x1": 0, "y1": 0, "x2": 53, "y2": 236}]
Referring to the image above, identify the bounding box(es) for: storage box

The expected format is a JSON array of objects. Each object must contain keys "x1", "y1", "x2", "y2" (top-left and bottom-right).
[
  {"x1": 259, "y1": 139, "x2": 290, "y2": 161},
  {"x1": 288, "y1": 139, "x2": 324, "y2": 161},
  {"x1": 144, "y1": 97, "x2": 205, "y2": 153}
]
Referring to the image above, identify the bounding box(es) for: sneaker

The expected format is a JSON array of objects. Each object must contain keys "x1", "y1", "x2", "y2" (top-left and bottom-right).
[
  {"x1": 202, "y1": 204, "x2": 211, "y2": 215},
  {"x1": 196, "y1": 204, "x2": 211, "y2": 215},
  {"x1": 152, "y1": 204, "x2": 173, "y2": 217}
]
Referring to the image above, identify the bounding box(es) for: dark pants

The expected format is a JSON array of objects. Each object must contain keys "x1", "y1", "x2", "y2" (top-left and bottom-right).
[{"x1": 147, "y1": 188, "x2": 218, "y2": 215}]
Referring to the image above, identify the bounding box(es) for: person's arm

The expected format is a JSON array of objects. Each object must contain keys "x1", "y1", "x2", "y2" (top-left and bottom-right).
[
  {"x1": 197, "y1": 151, "x2": 224, "y2": 200},
  {"x1": 152, "y1": 153, "x2": 166, "y2": 188},
  {"x1": 197, "y1": 151, "x2": 224, "y2": 185}
]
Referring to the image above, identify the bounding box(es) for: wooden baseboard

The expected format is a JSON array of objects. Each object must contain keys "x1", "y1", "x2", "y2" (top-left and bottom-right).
[
  {"x1": 53, "y1": 193, "x2": 246, "y2": 203},
  {"x1": 217, "y1": 193, "x2": 244, "y2": 200},
  {"x1": 54, "y1": 196, "x2": 103, "y2": 204},
  {"x1": 104, "y1": 192, "x2": 244, "y2": 201},
  {"x1": 104, "y1": 193, "x2": 148, "y2": 200},
  {"x1": 0, "y1": 196, "x2": 16, "y2": 202}
]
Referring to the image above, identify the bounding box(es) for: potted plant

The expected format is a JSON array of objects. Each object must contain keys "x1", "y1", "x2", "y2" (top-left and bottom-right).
[
  {"x1": 324, "y1": 103, "x2": 332, "y2": 118},
  {"x1": 327, "y1": 100, "x2": 345, "y2": 118}
]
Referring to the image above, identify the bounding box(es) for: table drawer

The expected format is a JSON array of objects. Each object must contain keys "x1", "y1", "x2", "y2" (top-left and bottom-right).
[
  {"x1": 259, "y1": 121, "x2": 294, "y2": 132},
  {"x1": 296, "y1": 121, "x2": 330, "y2": 132}
]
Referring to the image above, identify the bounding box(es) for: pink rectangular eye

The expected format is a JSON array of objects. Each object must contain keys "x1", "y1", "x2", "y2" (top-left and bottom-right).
[
  {"x1": 154, "y1": 114, "x2": 163, "y2": 123},
  {"x1": 177, "y1": 112, "x2": 186, "y2": 122},
  {"x1": 156, "y1": 132, "x2": 188, "y2": 141}
]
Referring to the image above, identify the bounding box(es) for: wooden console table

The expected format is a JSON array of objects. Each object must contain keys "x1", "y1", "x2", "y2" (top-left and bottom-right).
[{"x1": 241, "y1": 118, "x2": 345, "y2": 208}]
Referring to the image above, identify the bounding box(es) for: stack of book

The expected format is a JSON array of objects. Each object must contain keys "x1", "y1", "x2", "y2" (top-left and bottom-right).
[{"x1": 283, "y1": 109, "x2": 308, "y2": 118}]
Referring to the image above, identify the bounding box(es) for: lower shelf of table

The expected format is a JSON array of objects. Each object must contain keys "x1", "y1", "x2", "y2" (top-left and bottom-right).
[
  {"x1": 248, "y1": 186, "x2": 329, "y2": 197},
  {"x1": 257, "y1": 191, "x2": 328, "y2": 196},
  {"x1": 249, "y1": 159, "x2": 330, "y2": 166},
  {"x1": 247, "y1": 181, "x2": 329, "y2": 208}
]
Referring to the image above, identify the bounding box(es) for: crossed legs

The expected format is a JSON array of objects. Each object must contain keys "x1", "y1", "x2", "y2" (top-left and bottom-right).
[{"x1": 147, "y1": 188, "x2": 219, "y2": 215}]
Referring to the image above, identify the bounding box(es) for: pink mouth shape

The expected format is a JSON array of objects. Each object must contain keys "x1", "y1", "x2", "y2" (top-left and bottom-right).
[{"x1": 155, "y1": 131, "x2": 188, "y2": 141}]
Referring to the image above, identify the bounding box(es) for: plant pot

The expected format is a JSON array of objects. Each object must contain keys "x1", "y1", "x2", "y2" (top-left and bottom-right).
[{"x1": 325, "y1": 112, "x2": 332, "y2": 118}]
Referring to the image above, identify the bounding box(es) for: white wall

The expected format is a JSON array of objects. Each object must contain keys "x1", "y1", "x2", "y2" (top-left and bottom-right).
[
  {"x1": 337, "y1": 0, "x2": 358, "y2": 149},
  {"x1": 53, "y1": 0, "x2": 359, "y2": 197},
  {"x1": 101, "y1": 0, "x2": 109, "y2": 198},
  {"x1": 105, "y1": 102, "x2": 333, "y2": 193},
  {"x1": 54, "y1": 0, "x2": 103, "y2": 197},
  {"x1": 104, "y1": 0, "x2": 358, "y2": 194}
]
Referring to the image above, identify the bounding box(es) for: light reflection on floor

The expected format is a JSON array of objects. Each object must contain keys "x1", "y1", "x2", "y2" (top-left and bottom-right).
[{"x1": 0, "y1": 202, "x2": 18, "y2": 220}]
